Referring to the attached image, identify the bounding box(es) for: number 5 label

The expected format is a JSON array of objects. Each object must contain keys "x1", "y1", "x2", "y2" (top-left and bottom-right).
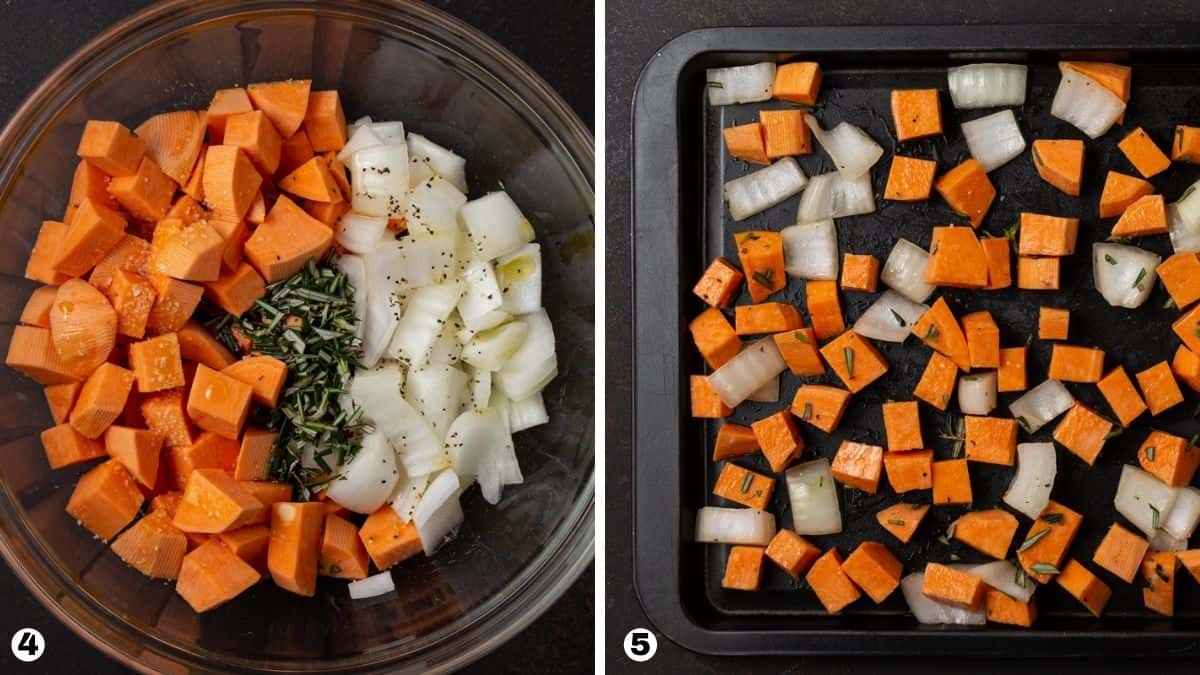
[{"x1": 622, "y1": 628, "x2": 657, "y2": 662}]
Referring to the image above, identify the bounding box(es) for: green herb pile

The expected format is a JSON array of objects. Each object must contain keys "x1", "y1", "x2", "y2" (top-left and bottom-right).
[{"x1": 209, "y1": 256, "x2": 368, "y2": 498}]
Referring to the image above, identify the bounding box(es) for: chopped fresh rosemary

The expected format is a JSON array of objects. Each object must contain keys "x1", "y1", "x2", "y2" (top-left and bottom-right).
[
  {"x1": 1029, "y1": 563, "x2": 1059, "y2": 575},
  {"x1": 888, "y1": 518, "x2": 906, "y2": 526},
  {"x1": 1016, "y1": 416, "x2": 1032, "y2": 432},
  {"x1": 1013, "y1": 566, "x2": 1028, "y2": 588},
  {"x1": 1042, "y1": 512, "x2": 1064, "y2": 524},
  {"x1": 210, "y1": 255, "x2": 367, "y2": 498},
  {"x1": 1150, "y1": 504, "x2": 1160, "y2": 530},
  {"x1": 1190, "y1": 433, "x2": 1199, "y2": 450},
  {"x1": 1018, "y1": 527, "x2": 1050, "y2": 552},
  {"x1": 1165, "y1": 296, "x2": 1177, "y2": 310},
  {"x1": 1132, "y1": 267, "x2": 1147, "y2": 290},
  {"x1": 925, "y1": 324, "x2": 939, "y2": 341},
  {"x1": 844, "y1": 347, "x2": 855, "y2": 379},
  {"x1": 706, "y1": 81, "x2": 724, "y2": 89},
  {"x1": 740, "y1": 472, "x2": 754, "y2": 493},
  {"x1": 751, "y1": 268, "x2": 775, "y2": 288},
  {"x1": 890, "y1": 308, "x2": 907, "y2": 327},
  {"x1": 1155, "y1": 563, "x2": 1170, "y2": 583},
  {"x1": 818, "y1": 476, "x2": 824, "y2": 488},
  {"x1": 801, "y1": 402, "x2": 813, "y2": 421},
  {"x1": 1104, "y1": 425, "x2": 1124, "y2": 440},
  {"x1": 1104, "y1": 253, "x2": 1117, "y2": 265},
  {"x1": 794, "y1": 330, "x2": 810, "y2": 344},
  {"x1": 1182, "y1": 184, "x2": 1196, "y2": 202},
  {"x1": 738, "y1": 232, "x2": 761, "y2": 245},
  {"x1": 1145, "y1": 445, "x2": 1156, "y2": 461},
  {"x1": 938, "y1": 415, "x2": 965, "y2": 458}
]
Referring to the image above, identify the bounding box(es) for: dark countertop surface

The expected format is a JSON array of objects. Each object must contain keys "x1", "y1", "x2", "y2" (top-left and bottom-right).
[
  {"x1": 0, "y1": 1, "x2": 592, "y2": 673},
  {"x1": 605, "y1": 0, "x2": 1194, "y2": 672}
]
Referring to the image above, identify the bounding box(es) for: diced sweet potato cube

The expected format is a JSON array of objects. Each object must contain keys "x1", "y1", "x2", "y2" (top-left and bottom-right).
[
  {"x1": 1099, "y1": 170, "x2": 1154, "y2": 218},
  {"x1": 320, "y1": 513, "x2": 369, "y2": 579},
  {"x1": 1056, "y1": 559, "x2": 1111, "y2": 617},
  {"x1": 735, "y1": 302, "x2": 801, "y2": 335},
  {"x1": 806, "y1": 280, "x2": 844, "y2": 340},
  {"x1": 736, "y1": 231, "x2": 785, "y2": 303},
  {"x1": 175, "y1": 538, "x2": 260, "y2": 612},
  {"x1": 883, "y1": 155, "x2": 937, "y2": 201},
  {"x1": 952, "y1": 509, "x2": 1018, "y2": 559},
  {"x1": 922, "y1": 562, "x2": 984, "y2": 609},
  {"x1": 173, "y1": 468, "x2": 263, "y2": 534},
  {"x1": 997, "y1": 347, "x2": 1027, "y2": 392},
  {"x1": 1112, "y1": 194, "x2": 1168, "y2": 238},
  {"x1": 1141, "y1": 550, "x2": 1177, "y2": 617},
  {"x1": 1174, "y1": 125, "x2": 1200, "y2": 162},
  {"x1": 840, "y1": 253, "x2": 879, "y2": 292},
  {"x1": 207, "y1": 216, "x2": 248, "y2": 272},
  {"x1": 140, "y1": 389, "x2": 196, "y2": 448},
  {"x1": 107, "y1": 156, "x2": 174, "y2": 221},
  {"x1": 1016, "y1": 256, "x2": 1060, "y2": 290},
  {"x1": 1092, "y1": 523, "x2": 1149, "y2": 583},
  {"x1": 222, "y1": 356, "x2": 287, "y2": 408},
  {"x1": 689, "y1": 308, "x2": 741, "y2": 369},
  {"x1": 789, "y1": 384, "x2": 850, "y2": 433},
  {"x1": 961, "y1": 310, "x2": 1000, "y2": 368},
  {"x1": 1135, "y1": 361, "x2": 1183, "y2": 416},
  {"x1": 690, "y1": 375, "x2": 731, "y2": 418},
  {"x1": 244, "y1": 195, "x2": 334, "y2": 283},
  {"x1": 1047, "y1": 344, "x2": 1105, "y2": 383},
  {"x1": 985, "y1": 589, "x2": 1037, "y2": 627},
  {"x1": 964, "y1": 415, "x2": 1017, "y2": 466},
  {"x1": 1017, "y1": 500, "x2": 1083, "y2": 583},
  {"x1": 206, "y1": 88, "x2": 254, "y2": 143},
  {"x1": 1052, "y1": 403, "x2": 1112, "y2": 466},
  {"x1": 267, "y1": 501, "x2": 324, "y2": 596},
  {"x1": 722, "y1": 123, "x2": 768, "y2": 165},
  {"x1": 69, "y1": 363, "x2": 135, "y2": 439},
  {"x1": 1157, "y1": 253, "x2": 1200, "y2": 310},
  {"x1": 1180, "y1": 550, "x2": 1200, "y2": 584},
  {"x1": 890, "y1": 88, "x2": 941, "y2": 141},
  {"x1": 1174, "y1": 302, "x2": 1200, "y2": 355},
  {"x1": 128, "y1": 333, "x2": 185, "y2": 393},
  {"x1": 202, "y1": 145, "x2": 263, "y2": 220},
  {"x1": 63, "y1": 159, "x2": 117, "y2": 222},
  {"x1": 1097, "y1": 366, "x2": 1147, "y2": 427},
  {"x1": 712, "y1": 462, "x2": 774, "y2": 510},
  {"x1": 223, "y1": 110, "x2": 283, "y2": 175},
  {"x1": 20, "y1": 286, "x2": 57, "y2": 328},
  {"x1": 163, "y1": 432, "x2": 238, "y2": 490},
  {"x1": 750, "y1": 410, "x2": 805, "y2": 472},
  {"x1": 935, "y1": 159, "x2": 994, "y2": 227},
  {"x1": 219, "y1": 524, "x2": 270, "y2": 572},
  {"x1": 66, "y1": 459, "x2": 144, "y2": 541},
  {"x1": 841, "y1": 541, "x2": 902, "y2": 603},
  {"x1": 773, "y1": 328, "x2": 824, "y2": 376},
  {"x1": 693, "y1": 257, "x2": 744, "y2": 309},
  {"x1": 146, "y1": 274, "x2": 203, "y2": 335},
  {"x1": 106, "y1": 270, "x2": 156, "y2": 339},
  {"x1": 149, "y1": 218, "x2": 224, "y2": 282},
  {"x1": 53, "y1": 200, "x2": 126, "y2": 276},
  {"x1": 358, "y1": 505, "x2": 422, "y2": 571},
  {"x1": 204, "y1": 262, "x2": 266, "y2": 317},
  {"x1": 712, "y1": 423, "x2": 758, "y2": 461},
  {"x1": 1038, "y1": 307, "x2": 1069, "y2": 341},
  {"x1": 104, "y1": 425, "x2": 163, "y2": 488},
  {"x1": 240, "y1": 481, "x2": 293, "y2": 519},
  {"x1": 44, "y1": 382, "x2": 82, "y2": 424},
  {"x1": 913, "y1": 298, "x2": 970, "y2": 371},
  {"x1": 1019, "y1": 212, "x2": 1078, "y2": 256},
  {"x1": 1031, "y1": 139, "x2": 1083, "y2": 196},
  {"x1": 278, "y1": 129, "x2": 315, "y2": 179},
  {"x1": 982, "y1": 237, "x2": 1012, "y2": 290},
  {"x1": 882, "y1": 401, "x2": 923, "y2": 452},
  {"x1": 764, "y1": 529, "x2": 821, "y2": 578},
  {"x1": 820, "y1": 330, "x2": 888, "y2": 393},
  {"x1": 111, "y1": 509, "x2": 188, "y2": 580},
  {"x1": 883, "y1": 449, "x2": 932, "y2": 493},
  {"x1": 303, "y1": 90, "x2": 347, "y2": 152},
  {"x1": 40, "y1": 423, "x2": 105, "y2": 469},
  {"x1": 186, "y1": 364, "x2": 253, "y2": 440},
  {"x1": 877, "y1": 503, "x2": 929, "y2": 544},
  {"x1": 1138, "y1": 430, "x2": 1199, "y2": 487},
  {"x1": 247, "y1": 79, "x2": 312, "y2": 139},
  {"x1": 77, "y1": 120, "x2": 144, "y2": 176},
  {"x1": 932, "y1": 458, "x2": 972, "y2": 505},
  {"x1": 1117, "y1": 127, "x2": 1171, "y2": 178},
  {"x1": 805, "y1": 548, "x2": 861, "y2": 614},
  {"x1": 926, "y1": 226, "x2": 987, "y2": 288},
  {"x1": 6, "y1": 326, "x2": 79, "y2": 385},
  {"x1": 134, "y1": 110, "x2": 205, "y2": 186},
  {"x1": 25, "y1": 220, "x2": 72, "y2": 285},
  {"x1": 177, "y1": 320, "x2": 236, "y2": 371},
  {"x1": 914, "y1": 351, "x2": 957, "y2": 410},
  {"x1": 722, "y1": 545, "x2": 766, "y2": 591},
  {"x1": 772, "y1": 62, "x2": 821, "y2": 105},
  {"x1": 758, "y1": 109, "x2": 810, "y2": 158},
  {"x1": 831, "y1": 440, "x2": 884, "y2": 494}
]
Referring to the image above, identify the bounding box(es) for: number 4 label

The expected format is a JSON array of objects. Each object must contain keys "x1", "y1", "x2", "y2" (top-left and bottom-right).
[
  {"x1": 10, "y1": 628, "x2": 44, "y2": 663},
  {"x1": 622, "y1": 628, "x2": 657, "y2": 662}
]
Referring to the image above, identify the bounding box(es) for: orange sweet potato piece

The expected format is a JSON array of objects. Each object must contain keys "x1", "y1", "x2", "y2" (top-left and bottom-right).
[
  {"x1": 175, "y1": 538, "x2": 261, "y2": 612},
  {"x1": 1052, "y1": 403, "x2": 1112, "y2": 466},
  {"x1": 985, "y1": 589, "x2": 1037, "y2": 627},
  {"x1": 923, "y1": 562, "x2": 985, "y2": 609},
  {"x1": 764, "y1": 529, "x2": 821, "y2": 578},
  {"x1": 926, "y1": 226, "x2": 988, "y2": 288},
  {"x1": 736, "y1": 231, "x2": 786, "y2": 303},
  {"x1": 278, "y1": 129, "x2": 316, "y2": 179},
  {"x1": 932, "y1": 458, "x2": 972, "y2": 506},
  {"x1": 303, "y1": 90, "x2": 348, "y2": 153},
  {"x1": 39, "y1": 423, "x2": 105, "y2": 469},
  {"x1": 1047, "y1": 344, "x2": 1105, "y2": 383},
  {"x1": 1062, "y1": 61, "x2": 1131, "y2": 102},
  {"x1": 173, "y1": 467, "x2": 263, "y2": 534},
  {"x1": 997, "y1": 347, "x2": 1026, "y2": 392},
  {"x1": 1098, "y1": 170, "x2": 1154, "y2": 218},
  {"x1": 712, "y1": 462, "x2": 774, "y2": 510},
  {"x1": 1136, "y1": 360, "x2": 1183, "y2": 416},
  {"x1": 1173, "y1": 124, "x2": 1200, "y2": 162},
  {"x1": 63, "y1": 160, "x2": 117, "y2": 222},
  {"x1": 149, "y1": 218, "x2": 224, "y2": 282},
  {"x1": 952, "y1": 509, "x2": 1018, "y2": 559},
  {"x1": 77, "y1": 120, "x2": 144, "y2": 176},
  {"x1": 107, "y1": 156, "x2": 175, "y2": 221},
  {"x1": 773, "y1": 62, "x2": 822, "y2": 105},
  {"x1": 735, "y1": 302, "x2": 802, "y2": 335},
  {"x1": 961, "y1": 310, "x2": 999, "y2": 369},
  {"x1": 66, "y1": 459, "x2": 144, "y2": 541},
  {"x1": 882, "y1": 400, "x2": 922, "y2": 451},
  {"x1": 1138, "y1": 430, "x2": 1199, "y2": 487},
  {"x1": 1056, "y1": 559, "x2": 1111, "y2": 617},
  {"x1": 1141, "y1": 550, "x2": 1177, "y2": 617},
  {"x1": 883, "y1": 449, "x2": 933, "y2": 493},
  {"x1": 25, "y1": 220, "x2": 72, "y2": 285},
  {"x1": 69, "y1": 362, "x2": 135, "y2": 439},
  {"x1": 1117, "y1": 127, "x2": 1171, "y2": 178},
  {"x1": 693, "y1": 257, "x2": 744, "y2": 309},
  {"x1": 146, "y1": 275, "x2": 203, "y2": 336},
  {"x1": 207, "y1": 216, "x2": 248, "y2": 272},
  {"x1": 805, "y1": 548, "x2": 861, "y2": 614},
  {"x1": 243, "y1": 195, "x2": 334, "y2": 283},
  {"x1": 890, "y1": 89, "x2": 941, "y2": 141},
  {"x1": 750, "y1": 410, "x2": 805, "y2": 472},
  {"x1": 106, "y1": 270, "x2": 156, "y2": 339},
  {"x1": 1019, "y1": 212, "x2": 1078, "y2": 256},
  {"x1": 44, "y1": 382, "x2": 81, "y2": 424},
  {"x1": 1174, "y1": 302, "x2": 1200, "y2": 355},
  {"x1": 1092, "y1": 522, "x2": 1149, "y2": 583},
  {"x1": 841, "y1": 541, "x2": 903, "y2": 603},
  {"x1": 358, "y1": 505, "x2": 422, "y2": 571},
  {"x1": 690, "y1": 375, "x2": 731, "y2": 418},
  {"x1": 202, "y1": 145, "x2": 263, "y2": 220},
  {"x1": 89, "y1": 234, "x2": 151, "y2": 293},
  {"x1": 279, "y1": 156, "x2": 341, "y2": 203},
  {"x1": 689, "y1": 307, "x2": 741, "y2": 369},
  {"x1": 267, "y1": 501, "x2": 324, "y2": 596},
  {"x1": 1016, "y1": 256, "x2": 1060, "y2": 290},
  {"x1": 20, "y1": 286, "x2": 57, "y2": 328},
  {"x1": 883, "y1": 155, "x2": 937, "y2": 201},
  {"x1": 222, "y1": 356, "x2": 287, "y2": 409},
  {"x1": 127, "y1": 332, "x2": 185, "y2": 394},
  {"x1": 914, "y1": 351, "x2": 957, "y2": 410},
  {"x1": 48, "y1": 279, "x2": 118, "y2": 379},
  {"x1": 712, "y1": 423, "x2": 759, "y2": 461},
  {"x1": 134, "y1": 110, "x2": 205, "y2": 185},
  {"x1": 1097, "y1": 366, "x2": 1147, "y2": 428},
  {"x1": 1038, "y1": 306, "x2": 1069, "y2": 341},
  {"x1": 104, "y1": 425, "x2": 163, "y2": 488},
  {"x1": 240, "y1": 481, "x2": 293, "y2": 518},
  {"x1": 303, "y1": 198, "x2": 350, "y2": 227},
  {"x1": 1018, "y1": 500, "x2": 1083, "y2": 583},
  {"x1": 1111, "y1": 194, "x2": 1167, "y2": 238},
  {"x1": 1181, "y1": 550, "x2": 1200, "y2": 584},
  {"x1": 722, "y1": 545, "x2": 766, "y2": 591},
  {"x1": 935, "y1": 159, "x2": 994, "y2": 228},
  {"x1": 789, "y1": 384, "x2": 850, "y2": 433},
  {"x1": 7, "y1": 326, "x2": 80, "y2": 385},
  {"x1": 820, "y1": 329, "x2": 888, "y2": 393},
  {"x1": 914, "y1": 297, "x2": 970, "y2": 371},
  {"x1": 141, "y1": 389, "x2": 196, "y2": 448},
  {"x1": 320, "y1": 513, "x2": 369, "y2": 579},
  {"x1": 1173, "y1": 345, "x2": 1200, "y2": 392},
  {"x1": 964, "y1": 415, "x2": 1018, "y2": 466},
  {"x1": 177, "y1": 320, "x2": 236, "y2": 370},
  {"x1": 758, "y1": 109, "x2": 810, "y2": 158},
  {"x1": 181, "y1": 144, "x2": 207, "y2": 200},
  {"x1": 876, "y1": 503, "x2": 929, "y2": 544},
  {"x1": 204, "y1": 262, "x2": 266, "y2": 317},
  {"x1": 773, "y1": 328, "x2": 824, "y2": 376},
  {"x1": 224, "y1": 110, "x2": 283, "y2": 175},
  {"x1": 247, "y1": 79, "x2": 312, "y2": 139},
  {"x1": 840, "y1": 253, "x2": 879, "y2": 292},
  {"x1": 186, "y1": 364, "x2": 252, "y2": 440},
  {"x1": 111, "y1": 509, "x2": 188, "y2": 579},
  {"x1": 206, "y1": 88, "x2": 254, "y2": 142},
  {"x1": 218, "y1": 524, "x2": 270, "y2": 572},
  {"x1": 1031, "y1": 139, "x2": 1083, "y2": 196},
  {"x1": 831, "y1": 440, "x2": 884, "y2": 494},
  {"x1": 1158, "y1": 253, "x2": 1200, "y2": 310},
  {"x1": 806, "y1": 280, "x2": 844, "y2": 340},
  {"x1": 53, "y1": 199, "x2": 126, "y2": 276}
]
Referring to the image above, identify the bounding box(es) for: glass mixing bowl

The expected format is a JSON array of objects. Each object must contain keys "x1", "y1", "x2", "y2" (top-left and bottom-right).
[{"x1": 0, "y1": 0, "x2": 594, "y2": 671}]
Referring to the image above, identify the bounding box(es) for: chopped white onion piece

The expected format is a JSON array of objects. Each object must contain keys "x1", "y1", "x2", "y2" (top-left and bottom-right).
[
  {"x1": 1009, "y1": 380, "x2": 1074, "y2": 434},
  {"x1": 508, "y1": 392, "x2": 549, "y2": 432},
  {"x1": 459, "y1": 191, "x2": 536, "y2": 261},
  {"x1": 947, "y1": 64, "x2": 1027, "y2": 109},
  {"x1": 496, "y1": 243, "x2": 543, "y2": 315},
  {"x1": 805, "y1": 118, "x2": 884, "y2": 180},
  {"x1": 853, "y1": 290, "x2": 928, "y2": 343},
  {"x1": 694, "y1": 507, "x2": 776, "y2": 545},
  {"x1": 1162, "y1": 486, "x2": 1200, "y2": 541},
  {"x1": 958, "y1": 371, "x2": 997, "y2": 415},
  {"x1": 705, "y1": 62, "x2": 776, "y2": 106},
  {"x1": 1002, "y1": 442, "x2": 1057, "y2": 519},
  {"x1": 781, "y1": 220, "x2": 837, "y2": 280},
  {"x1": 961, "y1": 109, "x2": 1026, "y2": 172},
  {"x1": 495, "y1": 309, "x2": 558, "y2": 400},
  {"x1": 1149, "y1": 529, "x2": 1188, "y2": 552},
  {"x1": 352, "y1": 143, "x2": 410, "y2": 217},
  {"x1": 881, "y1": 238, "x2": 935, "y2": 303},
  {"x1": 407, "y1": 132, "x2": 468, "y2": 193},
  {"x1": 724, "y1": 158, "x2": 808, "y2": 221},
  {"x1": 336, "y1": 254, "x2": 368, "y2": 340},
  {"x1": 347, "y1": 571, "x2": 396, "y2": 599},
  {"x1": 370, "y1": 121, "x2": 406, "y2": 145},
  {"x1": 1168, "y1": 181, "x2": 1200, "y2": 253},
  {"x1": 902, "y1": 572, "x2": 986, "y2": 625},
  {"x1": 785, "y1": 458, "x2": 842, "y2": 535},
  {"x1": 747, "y1": 375, "x2": 779, "y2": 403},
  {"x1": 707, "y1": 338, "x2": 788, "y2": 408},
  {"x1": 425, "y1": 313, "x2": 463, "y2": 366},
  {"x1": 445, "y1": 407, "x2": 515, "y2": 504},
  {"x1": 413, "y1": 469, "x2": 463, "y2": 555},
  {"x1": 389, "y1": 470, "x2": 428, "y2": 523},
  {"x1": 406, "y1": 177, "x2": 467, "y2": 237},
  {"x1": 458, "y1": 260, "x2": 504, "y2": 330},
  {"x1": 335, "y1": 213, "x2": 389, "y2": 254},
  {"x1": 388, "y1": 282, "x2": 464, "y2": 368},
  {"x1": 1092, "y1": 242, "x2": 1160, "y2": 309},
  {"x1": 965, "y1": 560, "x2": 1036, "y2": 602},
  {"x1": 326, "y1": 430, "x2": 398, "y2": 514},
  {"x1": 407, "y1": 365, "x2": 469, "y2": 438},
  {"x1": 795, "y1": 171, "x2": 875, "y2": 223},
  {"x1": 338, "y1": 124, "x2": 383, "y2": 165},
  {"x1": 1051, "y1": 68, "x2": 1126, "y2": 139},
  {"x1": 1114, "y1": 464, "x2": 1179, "y2": 538},
  {"x1": 462, "y1": 321, "x2": 529, "y2": 371},
  {"x1": 468, "y1": 366, "x2": 492, "y2": 411}
]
